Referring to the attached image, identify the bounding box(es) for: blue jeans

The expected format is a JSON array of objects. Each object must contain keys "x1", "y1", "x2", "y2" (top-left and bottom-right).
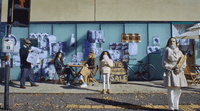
[
  {"x1": 20, "y1": 68, "x2": 35, "y2": 86},
  {"x1": 63, "y1": 68, "x2": 75, "y2": 83}
]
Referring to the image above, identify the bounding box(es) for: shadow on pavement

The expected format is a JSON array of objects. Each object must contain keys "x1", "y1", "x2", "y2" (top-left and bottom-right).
[
  {"x1": 85, "y1": 97, "x2": 168, "y2": 110},
  {"x1": 128, "y1": 82, "x2": 165, "y2": 89},
  {"x1": 130, "y1": 81, "x2": 200, "y2": 92},
  {"x1": 60, "y1": 85, "x2": 101, "y2": 93},
  {"x1": 150, "y1": 80, "x2": 200, "y2": 92},
  {"x1": 0, "y1": 108, "x2": 13, "y2": 111},
  {"x1": 0, "y1": 82, "x2": 21, "y2": 89},
  {"x1": 181, "y1": 87, "x2": 200, "y2": 92}
]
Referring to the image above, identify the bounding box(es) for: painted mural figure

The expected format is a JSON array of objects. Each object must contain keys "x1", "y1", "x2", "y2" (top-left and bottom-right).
[
  {"x1": 19, "y1": 39, "x2": 39, "y2": 89},
  {"x1": 100, "y1": 51, "x2": 113, "y2": 94},
  {"x1": 162, "y1": 37, "x2": 188, "y2": 111}
]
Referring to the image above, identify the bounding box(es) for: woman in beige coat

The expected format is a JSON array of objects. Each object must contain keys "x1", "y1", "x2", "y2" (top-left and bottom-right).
[
  {"x1": 100, "y1": 51, "x2": 113, "y2": 94},
  {"x1": 80, "y1": 52, "x2": 98, "y2": 87},
  {"x1": 162, "y1": 37, "x2": 188, "y2": 111}
]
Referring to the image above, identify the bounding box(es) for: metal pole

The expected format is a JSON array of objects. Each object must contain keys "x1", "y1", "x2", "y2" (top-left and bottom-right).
[
  {"x1": 4, "y1": 0, "x2": 13, "y2": 110},
  {"x1": 4, "y1": 54, "x2": 10, "y2": 110}
]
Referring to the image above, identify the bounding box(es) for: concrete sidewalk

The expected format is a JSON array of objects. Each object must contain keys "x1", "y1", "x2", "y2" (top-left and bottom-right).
[{"x1": 0, "y1": 80, "x2": 199, "y2": 93}]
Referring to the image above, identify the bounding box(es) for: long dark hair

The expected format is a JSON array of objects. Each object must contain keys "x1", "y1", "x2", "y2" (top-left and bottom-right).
[
  {"x1": 166, "y1": 37, "x2": 178, "y2": 47},
  {"x1": 100, "y1": 51, "x2": 112, "y2": 61},
  {"x1": 54, "y1": 52, "x2": 64, "y2": 63}
]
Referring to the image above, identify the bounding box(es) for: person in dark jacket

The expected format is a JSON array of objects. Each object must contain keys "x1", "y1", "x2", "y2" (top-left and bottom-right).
[
  {"x1": 19, "y1": 39, "x2": 38, "y2": 89},
  {"x1": 54, "y1": 52, "x2": 75, "y2": 85}
]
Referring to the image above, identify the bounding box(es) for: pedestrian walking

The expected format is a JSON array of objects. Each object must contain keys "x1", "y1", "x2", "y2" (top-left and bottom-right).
[
  {"x1": 162, "y1": 37, "x2": 188, "y2": 111},
  {"x1": 100, "y1": 51, "x2": 113, "y2": 94},
  {"x1": 19, "y1": 39, "x2": 39, "y2": 89}
]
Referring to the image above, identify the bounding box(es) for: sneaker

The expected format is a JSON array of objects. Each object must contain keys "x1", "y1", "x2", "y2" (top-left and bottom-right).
[
  {"x1": 66, "y1": 83, "x2": 71, "y2": 86},
  {"x1": 80, "y1": 83, "x2": 87, "y2": 87}
]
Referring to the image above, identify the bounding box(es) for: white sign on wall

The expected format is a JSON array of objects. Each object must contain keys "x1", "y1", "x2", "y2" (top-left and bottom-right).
[{"x1": 2, "y1": 37, "x2": 15, "y2": 53}]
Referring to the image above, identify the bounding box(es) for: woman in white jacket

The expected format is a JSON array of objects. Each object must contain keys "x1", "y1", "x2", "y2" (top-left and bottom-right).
[
  {"x1": 100, "y1": 51, "x2": 113, "y2": 94},
  {"x1": 162, "y1": 37, "x2": 188, "y2": 111}
]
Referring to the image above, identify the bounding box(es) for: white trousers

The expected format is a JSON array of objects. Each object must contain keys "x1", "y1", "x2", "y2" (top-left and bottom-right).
[
  {"x1": 102, "y1": 73, "x2": 110, "y2": 90},
  {"x1": 167, "y1": 87, "x2": 182, "y2": 110}
]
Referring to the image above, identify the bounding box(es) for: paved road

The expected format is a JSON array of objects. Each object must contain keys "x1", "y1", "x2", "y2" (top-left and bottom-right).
[{"x1": 0, "y1": 92, "x2": 199, "y2": 111}]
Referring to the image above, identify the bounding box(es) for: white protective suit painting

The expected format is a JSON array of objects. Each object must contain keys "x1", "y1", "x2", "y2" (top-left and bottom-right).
[
  {"x1": 162, "y1": 37, "x2": 188, "y2": 111},
  {"x1": 162, "y1": 46, "x2": 188, "y2": 87}
]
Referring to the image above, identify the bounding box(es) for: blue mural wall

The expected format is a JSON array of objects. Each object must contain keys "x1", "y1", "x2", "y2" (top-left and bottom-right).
[{"x1": 0, "y1": 22, "x2": 172, "y2": 81}]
